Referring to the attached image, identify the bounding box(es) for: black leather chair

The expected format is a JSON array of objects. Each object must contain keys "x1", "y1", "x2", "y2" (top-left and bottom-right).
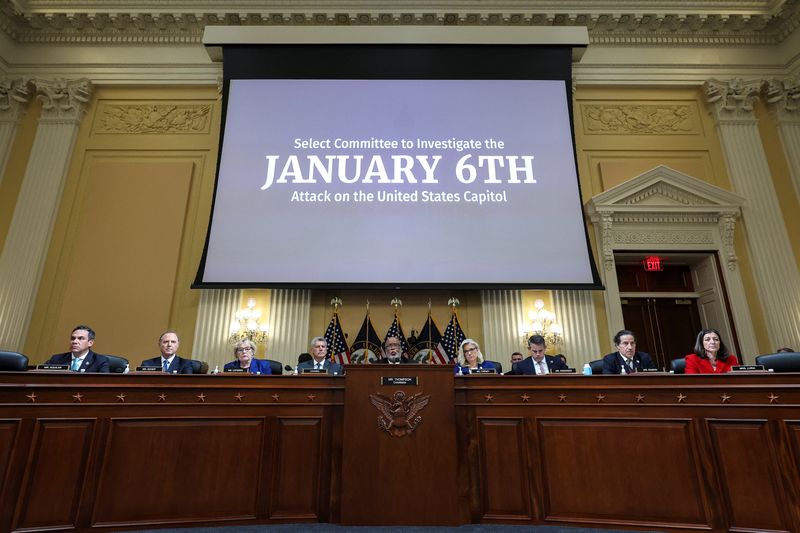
[
  {"x1": 589, "y1": 359, "x2": 604, "y2": 375},
  {"x1": 755, "y1": 352, "x2": 800, "y2": 372},
  {"x1": 105, "y1": 354, "x2": 129, "y2": 373},
  {"x1": 670, "y1": 357, "x2": 686, "y2": 374},
  {"x1": 0, "y1": 351, "x2": 29, "y2": 371},
  {"x1": 187, "y1": 359, "x2": 209, "y2": 374},
  {"x1": 266, "y1": 359, "x2": 283, "y2": 375},
  {"x1": 484, "y1": 360, "x2": 502, "y2": 374}
]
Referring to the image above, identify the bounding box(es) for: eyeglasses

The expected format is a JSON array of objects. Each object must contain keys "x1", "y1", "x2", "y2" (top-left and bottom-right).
[
  {"x1": 235, "y1": 347, "x2": 254, "y2": 353},
  {"x1": 385, "y1": 343, "x2": 401, "y2": 348},
  {"x1": 463, "y1": 347, "x2": 478, "y2": 354}
]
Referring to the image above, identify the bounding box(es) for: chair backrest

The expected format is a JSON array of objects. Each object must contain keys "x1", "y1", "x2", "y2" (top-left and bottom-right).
[
  {"x1": 105, "y1": 354, "x2": 129, "y2": 373},
  {"x1": 188, "y1": 359, "x2": 209, "y2": 374},
  {"x1": 267, "y1": 359, "x2": 283, "y2": 375},
  {"x1": 0, "y1": 351, "x2": 29, "y2": 371},
  {"x1": 589, "y1": 359, "x2": 604, "y2": 375},
  {"x1": 484, "y1": 360, "x2": 502, "y2": 374},
  {"x1": 670, "y1": 357, "x2": 686, "y2": 374},
  {"x1": 755, "y1": 352, "x2": 800, "y2": 372}
]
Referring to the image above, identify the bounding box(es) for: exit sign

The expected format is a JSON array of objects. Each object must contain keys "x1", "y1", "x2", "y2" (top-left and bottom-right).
[{"x1": 643, "y1": 256, "x2": 664, "y2": 271}]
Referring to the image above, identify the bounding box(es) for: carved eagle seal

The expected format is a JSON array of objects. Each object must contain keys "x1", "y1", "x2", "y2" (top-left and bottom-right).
[{"x1": 369, "y1": 390, "x2": 430, "y2": 437}]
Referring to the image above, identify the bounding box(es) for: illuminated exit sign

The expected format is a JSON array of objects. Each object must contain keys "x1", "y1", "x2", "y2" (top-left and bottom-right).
[{"x1": 643, "y1": 256, "x2": 664, "y2": 271}]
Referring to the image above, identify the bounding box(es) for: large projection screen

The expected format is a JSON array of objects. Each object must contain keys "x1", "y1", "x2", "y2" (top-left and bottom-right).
[{"x1": 195, "y1": 38, "x2": 601, "y2": 289}]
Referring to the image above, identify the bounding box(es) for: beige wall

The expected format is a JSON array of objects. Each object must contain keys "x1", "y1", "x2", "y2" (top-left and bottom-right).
[{"x1": 23, "y1": 86, "x2": 221, "y2": 363}]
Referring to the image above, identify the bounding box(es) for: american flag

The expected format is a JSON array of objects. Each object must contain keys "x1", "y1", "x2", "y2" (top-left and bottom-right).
[
  {"x1": 324, "y1": 312, "x2": 350, "y2": 364},
  {"x1": 382, "y1": 312, "x2": 410, "y2": 359},
  {"x1": 408, "y1": 313, "x2": 445, "y2": 363},
  {"x1": 350, "y1": 312, "x2": 382, "y2": 364},
  {"x1": 438, "y1": 311, "x2": 466, "y2": 363}
]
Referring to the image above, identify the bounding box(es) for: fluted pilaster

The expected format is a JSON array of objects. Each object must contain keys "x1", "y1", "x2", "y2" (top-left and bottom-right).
[
  {"x1": 481, "y1": 290, "x2": 523, "y2": 368},
  {"x1": 266, "y1": 289, "x2": 311, "y2": 367},
  {"x1": 553, "y1": 290, "x2": 601, "y2": 368},
  {"x1": 0, "y1": 78, "x2": 31, "y2": 186},
  {"x1": 0, "y1": 78, "x2": 92, "y2": 351},
  {"x1": 765, "y1": 77, "x2": 800, "y2": 204},
  {"x1": 192, "y1": 288, "x2": 241, "y2": 373},
  {"x1": 705, "y1": 78, "x2": 800, "y2": 349}
]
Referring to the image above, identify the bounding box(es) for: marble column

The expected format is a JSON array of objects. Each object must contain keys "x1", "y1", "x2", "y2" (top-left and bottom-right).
[
  {"x1": 553, "y1": 290, "x2": 601, "y2": 368},
  {"x1": 266, "y1": 288, "x2": 311, "y2": 367},
  {"x1": 705, "y1": 78, "x2": 800, "y2": 349},
  {"x1": 0, "y1": 78, "x2": 31, "y2": 185},
  {"x1": 0, "y1": 79, "x2": 92, "y2": 352},
  {"x1": 192, "y1": 288, "x2": 241, "y2": 373},
  {"x1": 481, "y1": 289, "x2": 523, "y2": 366},
  {"x1": 764, "y1": 77, "x2": 800, "y2": 205}
]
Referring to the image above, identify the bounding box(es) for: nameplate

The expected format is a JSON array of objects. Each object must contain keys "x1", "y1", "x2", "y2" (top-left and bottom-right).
[
  {"x1": 732, "y1": 365, "x2": 765, "y2": 372},
  {"x1": 381, "y1": 376, "x2": 418, "y2": 386},
  {"x1": 36, "y1": 364, "x2": 69, "y2": 371},
  {"x1": 639, "y1": 368, "x2": 660, "y2": 373},
  {"x1": 135, "y1": 366, "x2": 162, "y2": 372},
  {"x1": 469, "y1": 368, "x2": 497, "y2": 374},
  {"x1": 301, "y1": 368, "x2": 328, "y2": 374},
  {"x1": 553, "y1": 368, "x2": 576, "y2": 374},
  {"x1": 223, "y1": 367, "x2": 246, "y2": 373}
]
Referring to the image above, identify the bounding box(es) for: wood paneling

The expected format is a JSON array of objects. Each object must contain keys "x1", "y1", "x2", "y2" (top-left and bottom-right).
[
  {"x1": 537, "y1": 418, "x2": 708, "y2": 527},
  {"x1": 14, "y1": 419, "x2": 95, "y2": 530},
  {"x1": 93, "y1": 417, "x2": 264, "y2": 526},
  {"x1": 477, "y1": 418, "x2": 532, "y2": 520},
  {"x1": 0, "y1": 371, "x2": 799, "y2": 532},
  {"x1": 270, "y1": 417, "x2": 323, "y2": 519},
  {"x1": 707, "y1": 420, "x2": 791, "y2": 532}
]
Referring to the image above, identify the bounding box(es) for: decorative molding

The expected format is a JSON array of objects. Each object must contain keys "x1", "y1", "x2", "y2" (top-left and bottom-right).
[
  {"x1": 764, "y1": 77, "x2": 800, "y2": 123},
  {"x1": 33, "y1": 78, "x2": 92, "y2": 123},
  {"x1": 95, "y1": 103, "x2": 212, "y2": 134},
  {"x1": 0, "y1": 3, "x2": 797, "y2": 47},
  {"x1": 719, "y1": 214, "x2": 739, "y2": 271},
  {"x1": 619, "y1": 181, "x2": 710, "y2": 206},
  {"x1": 704, "y1": 78, "x2": 763, "y2": 124},
  {"x1": 581, "y1": 104, "x2": 694, "y2": 135},
  {"x1": 613, "y1": 229, "x2": 714, "y2": 245},
  {"x1": 0, "y1": 77, "x2": 30, "y2": 122}
]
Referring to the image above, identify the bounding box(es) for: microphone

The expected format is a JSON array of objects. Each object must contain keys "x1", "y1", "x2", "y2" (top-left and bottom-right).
[{"x1": 284, "y1": 365, "x2": 293, "y2": 374}]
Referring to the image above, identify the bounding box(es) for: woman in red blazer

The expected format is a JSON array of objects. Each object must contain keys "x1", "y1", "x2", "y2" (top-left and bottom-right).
[{"x1": 685, "y1": 328, "x2": 739, "y2": 374}]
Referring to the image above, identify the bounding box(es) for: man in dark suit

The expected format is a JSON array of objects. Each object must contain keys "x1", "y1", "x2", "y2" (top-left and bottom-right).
[
  {"x1": 297, "y1": 337, "x2": 343, "y2": 375},
  {"x1": 510, "y1": 334, "x2": 569, "y2": 375},
  {"x1": 602, "y1": 329, "x2": 656, "y2": 374},
  {"x1": 47, "y1": 324, "x2": 110, "y2": 373},
  {"x1": 140, "y1": 330, "x2": 194, "y2": 374},
  {"x1": 374, "y1": 336, "x2": 412, "y2": 364}
]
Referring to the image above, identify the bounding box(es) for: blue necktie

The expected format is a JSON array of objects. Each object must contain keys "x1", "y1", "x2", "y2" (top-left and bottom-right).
[
  {"x1": 71, "y1": 358, "x2": 81, "y2": 371},
  {"x1": 162, "y1": 359, "x2": 169, "y2": 372}
]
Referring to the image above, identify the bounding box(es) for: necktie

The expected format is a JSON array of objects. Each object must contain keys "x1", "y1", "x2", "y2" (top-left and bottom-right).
[
  {"x1": 163, "y1": 359, "x2": 169, "y2": 372},
  {"x1": 626, "y1": 359, "x2": 635, "y2": 373},
  {"x1": 316, "y1": 362, "x2": 322, "y2": 370},
  {"x1": 538, "y1": 361, "x2": 546, "y2": 375},
  {"x1": 71, "y1": 358, "x2": 81, "y2": 371}
]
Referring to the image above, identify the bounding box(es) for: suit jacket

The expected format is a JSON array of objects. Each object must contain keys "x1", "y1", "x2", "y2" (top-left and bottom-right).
[
  {"x1": 602, "y1": 351, "x2": 655, "y2": 374},
  {"x1": 455, "y1": 361, "x2": 497, "y2": 374},
  {"x1": 140, "y1": 355, "x2": 194, "y2": 374},
  {"x1": 297, "y1": 359, "x2": 344, "y2": 375},
  {"x1": 373, "y1": 357, "x2": 413, "y2": 364},
  {"x1": 685, "y1": 353, "x2": 739, "y2": 374},
  {"x1": 47, "y1": 350, "x2": 110, "y2": 373},
  {"x1": 223, "y1": 358, "x2": 272, "y2": 374},
  {"x1": 511, "y1": 355, "x2": 568, "y2": 375}
]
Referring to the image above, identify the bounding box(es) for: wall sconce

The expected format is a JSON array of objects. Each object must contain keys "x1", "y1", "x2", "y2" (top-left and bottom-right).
[
  {"x1": 229, "y1": 297, "x2": 269, "y2": 344},
  {"x1": 520, "y1": 299, "x2": 563, "y2": 348}
]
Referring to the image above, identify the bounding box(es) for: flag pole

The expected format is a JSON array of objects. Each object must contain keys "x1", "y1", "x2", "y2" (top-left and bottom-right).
[
  {"x1": 365, "y1": 299, "x2": 370, "y2": 365},
  {"x1": 329, "y1": 297, "x2": 342, "y2": 363},
  {"x1": 427, "y1": 299, "x2": 433, "y2": 365}
]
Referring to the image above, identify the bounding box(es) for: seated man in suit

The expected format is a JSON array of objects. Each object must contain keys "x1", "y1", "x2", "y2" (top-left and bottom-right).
[
  {"x1": 375, "y1": 336, "x2": 412, "y2": 364},
  {"x1": 297, "y1": 337, "x2": 344, "y2": 375},
  {"x1": 47, "y1": 324, "x2": 110, "y2": 372},
  {"x1": 140, "y1": 331, "x2": 194, "y2": 374},
  {"x1": 510, "y1": 335, "x2": 569, "y2": 375},
  {"x1": 602, "y1": 329, "x2": 656, "y2": 374}
]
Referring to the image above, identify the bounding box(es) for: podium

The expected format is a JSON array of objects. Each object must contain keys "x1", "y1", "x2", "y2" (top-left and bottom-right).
[{"x1": 340, "y1": 364, "x2": 462, "y2": 525}]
